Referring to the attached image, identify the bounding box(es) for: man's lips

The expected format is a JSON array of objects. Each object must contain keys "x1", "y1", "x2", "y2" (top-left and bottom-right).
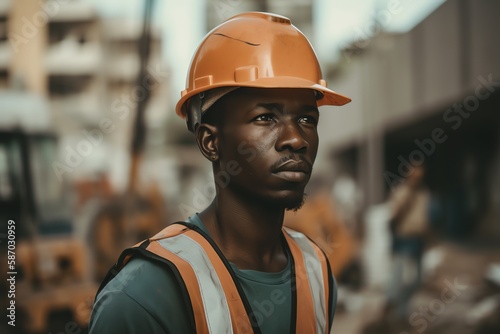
[{"x1": 271, "y1": 160, "x2": 312, "y2": 182}]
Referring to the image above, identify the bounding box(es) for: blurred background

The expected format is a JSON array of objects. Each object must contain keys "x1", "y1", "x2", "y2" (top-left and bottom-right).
[{"x1": 0, "y1": 0, "x2": 499, "y2": 333}]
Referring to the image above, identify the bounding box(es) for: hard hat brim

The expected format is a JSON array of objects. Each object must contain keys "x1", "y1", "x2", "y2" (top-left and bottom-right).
[{"x1": 176, "y1": 77, "x2": 351, "y2": 119}]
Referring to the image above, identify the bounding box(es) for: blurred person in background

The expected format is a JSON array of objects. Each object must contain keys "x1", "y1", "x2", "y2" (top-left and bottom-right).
[
  {"x1": 385, "y1": 165, "x2": 430, "y2": 318},
  {"x1": 89, "y1": 12, "x2": 351, "y2": 333}
]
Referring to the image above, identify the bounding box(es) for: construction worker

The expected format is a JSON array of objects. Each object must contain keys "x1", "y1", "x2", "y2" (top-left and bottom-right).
[{"x1": 89, "y1": 12, "x2": 350, "y2": 333}]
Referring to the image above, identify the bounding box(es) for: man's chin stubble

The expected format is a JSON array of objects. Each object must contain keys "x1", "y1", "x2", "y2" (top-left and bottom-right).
[{"x1": 285, "y1": 193, "x2": 307, "y2": 212}]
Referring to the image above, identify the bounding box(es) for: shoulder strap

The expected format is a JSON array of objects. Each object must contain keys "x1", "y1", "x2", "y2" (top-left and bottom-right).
[
  {"x1": 94, "y1": 236, "x2": 198, "y2": 333},
  {"x1": 147, "y1": 222, "x2": 260, "y2": 334},
  {"x1": 95, "y1": 239, "x2": 147, "y2": 298},
  {"x1": 95, "y1": 222, "x2": 259, "y2": 333},
  {"x1": 284, "y1": 228, "x2": 333, "y2": 334},
  {"x1": 95, "y1": 222, "x2": 190, "y2": 297}
]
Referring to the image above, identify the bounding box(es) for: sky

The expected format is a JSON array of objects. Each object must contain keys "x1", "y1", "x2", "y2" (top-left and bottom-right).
[{"x1": 86, "y1": 0, "x2": 446, "y2": 99}]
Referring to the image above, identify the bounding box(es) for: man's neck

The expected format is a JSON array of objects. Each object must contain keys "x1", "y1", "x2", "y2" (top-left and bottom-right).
[{"x1": 198, "y1": 190, "x2": 288, "y2": 273}]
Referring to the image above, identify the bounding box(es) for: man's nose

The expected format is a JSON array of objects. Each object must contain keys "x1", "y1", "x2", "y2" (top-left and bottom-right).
[{"x1": 275, "y1": 121, "x2": 308, "y2": 152}]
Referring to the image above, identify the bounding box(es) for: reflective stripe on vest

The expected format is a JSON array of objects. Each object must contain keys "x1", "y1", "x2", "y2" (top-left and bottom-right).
[
  {"x1": 284, "y1": 228, "x2": 330, "y2": 334},
  {"x1": 143, "y1": 223, "x2": 330, "y2": 334}
]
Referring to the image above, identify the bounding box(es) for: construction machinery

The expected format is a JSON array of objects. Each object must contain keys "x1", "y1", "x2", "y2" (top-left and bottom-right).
[{"x1": 0, "y1": 90, "x2": 97, "y2": 333}]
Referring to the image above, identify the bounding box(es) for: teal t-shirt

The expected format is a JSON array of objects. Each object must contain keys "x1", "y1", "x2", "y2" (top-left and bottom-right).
[{"x1": 89, "y1": 215, "x2": 336, "y2": 333}]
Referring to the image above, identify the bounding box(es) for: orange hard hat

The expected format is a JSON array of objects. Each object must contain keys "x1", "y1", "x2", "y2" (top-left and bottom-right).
[{"x1": 176, "y1": 12, "x2": 351, "y2": 129}]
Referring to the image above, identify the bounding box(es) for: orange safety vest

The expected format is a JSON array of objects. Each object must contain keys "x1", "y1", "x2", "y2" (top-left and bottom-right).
[{"x1": 97, "y1": 222, "x2": 334, "y2": 334}]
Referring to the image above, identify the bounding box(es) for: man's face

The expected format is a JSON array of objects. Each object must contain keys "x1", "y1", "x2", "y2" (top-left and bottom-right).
[{"x1": 214, "y1": 87, "x2": 319, "y2": 210}]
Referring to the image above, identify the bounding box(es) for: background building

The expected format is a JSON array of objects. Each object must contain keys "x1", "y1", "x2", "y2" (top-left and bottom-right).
[{"x1": 322, "y1": 0, "x2": 500, "y2": 240}]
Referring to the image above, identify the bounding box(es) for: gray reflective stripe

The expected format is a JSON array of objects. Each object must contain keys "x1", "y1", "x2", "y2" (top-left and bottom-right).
[
  {"x1": 157, "y1": 234, "x2": 233, "y2": 334},
  {"x1": 285, "y1": 229, "x2": 327, "y2": 334}
]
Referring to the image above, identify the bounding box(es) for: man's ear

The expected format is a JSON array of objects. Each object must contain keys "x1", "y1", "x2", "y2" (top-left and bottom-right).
[{"x1": 196, "y1": 123, "x2": 219, "y2": 161}]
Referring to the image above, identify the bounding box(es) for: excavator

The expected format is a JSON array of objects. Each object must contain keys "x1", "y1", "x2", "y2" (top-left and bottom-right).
[
  {"x1": 0, "y1": 0, "x2": 163, "y2": 332},
  {"x1": 0, "y1": 90, "x2": 97, "y2": 333}
]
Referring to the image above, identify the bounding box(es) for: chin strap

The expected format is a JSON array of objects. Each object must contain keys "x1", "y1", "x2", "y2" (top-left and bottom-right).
[{"x1": 187, "y1": 93, "x2": 203, "y2": 132}]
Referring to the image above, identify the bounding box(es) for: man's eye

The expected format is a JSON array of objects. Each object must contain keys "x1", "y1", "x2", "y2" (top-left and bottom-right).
[
  {"x1": 299, "y1": 116, "x2": 318, "y2": 125},
  {"x1": 254, "y1": 114, "x2": 274, "y2": 122}
]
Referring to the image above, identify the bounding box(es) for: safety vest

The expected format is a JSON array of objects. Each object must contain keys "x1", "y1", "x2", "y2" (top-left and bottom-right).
[{"x1": 97, "y1": 222, "x2": 333, "y2": 334}]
